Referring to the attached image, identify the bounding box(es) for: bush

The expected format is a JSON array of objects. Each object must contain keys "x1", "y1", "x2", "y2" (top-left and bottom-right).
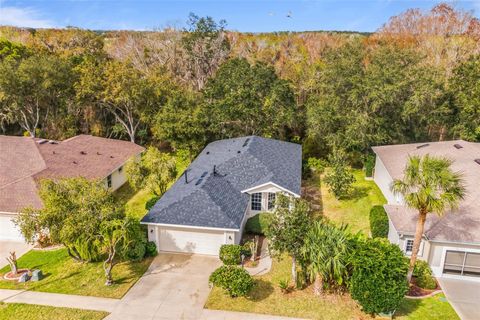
[
  {"x1": 145, "y1": 196, "x2": 160, "y2": 210},
  {"x1": 307, "y1": 157, "x2": 327, "y2": 174},
  {"x1": 124, "y1": 219, "x2": 147, "y2": 261},
  {"x1": 145, "y1": 241, "x2": 158, "y2": 257},
  {"x1": 349, "y1": 238, "x2": 409, "y2": 315},
  {"x1": 209, "y1": 265, "x2": 254, "y2": 297},
  {"x1": 244, "y1": 213, "x2": 271, "y2": 235},
  {"x1": 369, "y1": 205, "x2": 389, "y2": 238},
  {"x1": 365, "y1": 154, "x2": 375, "y2": 177},
  {"x1": 413, "y1": 260, "x2": 437, "y2": 289},
  {"x1": 219, "y1": 244, "x2": 243, "y2": 265}
]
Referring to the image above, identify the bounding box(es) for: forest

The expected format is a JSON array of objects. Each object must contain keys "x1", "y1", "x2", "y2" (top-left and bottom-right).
[{"x1": 0, "y1": 3, "x2": 479, "y2": 161}]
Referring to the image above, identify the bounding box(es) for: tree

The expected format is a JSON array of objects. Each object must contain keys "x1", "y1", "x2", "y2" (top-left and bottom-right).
[
  {"x1": 14, "y1": 177, "x2": 122, "y2": 262},
  {"x1": 302, "y1": 220, "x2": 350, "y2": 295},
  {"x1": 265, "y1": 194, "x2": 311, "y2": 284},
  {"x1": 391, "y1": 155, "x2": 466, "y2": 282},
  {"x1": 99, "y1": 217, "x2": 139, "y2": 286},
  {"x1": 323, "y1": 147, "x2": 355, "y2": 199},
  {"x1": 349, "y1": 238, "x2": 409, "y2": 315},
  {"x1": 182, "y1": 13, "x2": 230, "y2": 90},
  {"x1": 450, "y1": 55, "x2": 480, "y2": 141},
  {"x1": 125, "y1": 147, "x2": 177, "y2": 197},
  {"x1": 100, "y1": 61, "x2": 159, "y2": 142},
  {"x1": 0, "y1": 53, "x2": 74, "y2": 137},
  {"x1": 202, "y1": 58, "x2": 296, "y2": 140}
]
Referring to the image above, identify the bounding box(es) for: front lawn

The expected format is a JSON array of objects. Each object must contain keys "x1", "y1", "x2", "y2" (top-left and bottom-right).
[
  {"x1": 305, "y1": 169, "x2": 386, "y2": 235},
  {"x1": 0, "y1": 248, "x2": 152, "y2": 298},
  {"x1": 206, "y1": 256, "x2": 459, "y2": 320},
  {"x1": 395, "y1": 294, "x2": 460, "y2": 320},
  {"x1": 0, "y1": 303, "x2": 108, "y2": 320},
  {"x1": 206, "y1": 257, "x2": 369, "y2": 320},
  {"x1": 114, "y1": 183, "x2": 153, "y2": 220}
]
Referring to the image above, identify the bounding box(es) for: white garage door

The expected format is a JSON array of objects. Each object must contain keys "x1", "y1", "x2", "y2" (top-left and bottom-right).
[
  {"x1": 157, "y1": 227, "x2": 225, "y2": 256},
  {"x1": 0, "y1": 214, "x2": 24, "y2": 242}
]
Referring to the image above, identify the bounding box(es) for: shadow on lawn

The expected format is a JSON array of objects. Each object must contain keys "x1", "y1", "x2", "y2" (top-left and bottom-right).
[
  {"x1": 339, "y1": 185, "x2": 370, "y2": 201},
  {"x1": 249, "y1": 279, "x2": 274, "y2": 302}
]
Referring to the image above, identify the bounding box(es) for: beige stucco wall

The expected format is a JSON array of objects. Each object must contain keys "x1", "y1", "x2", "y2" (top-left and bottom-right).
[{"x1": 373, "y1": 156, "x2": 403, "y2": 204}]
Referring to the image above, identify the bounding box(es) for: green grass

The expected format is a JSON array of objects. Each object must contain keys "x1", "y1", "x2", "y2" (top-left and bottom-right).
[
  {"x1": 396, "y1": 294, "x2": 460, "y2": 320},
  {"x1": 0, "y1": 248, "x2": 152, "y2": 298},
  {"x1": 206, "y1": 257, "x2": 369, "y2": 320},
  {"x1": 114, "y1": 183, "x2": 153, "y2": 220},
  {"x1": 317, "y1": 169, "x2": 386, "y2": 235},
  {"x1": 206, "y1": 256, "x2": 459, "y2": 320},
  {"x1": 0, "y1": 303, "x2": 107, "y2": 320}
]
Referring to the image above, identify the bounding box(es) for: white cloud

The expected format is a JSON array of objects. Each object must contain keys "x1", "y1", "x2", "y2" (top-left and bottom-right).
[{"x1": 0, "y1": 6, "x2": 53, "y2": 28}]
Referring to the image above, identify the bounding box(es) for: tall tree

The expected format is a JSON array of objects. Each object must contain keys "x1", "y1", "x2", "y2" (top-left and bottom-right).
[
  {"x1": 391, "y1": 155, "x2": 466, "y2": 282},
  {"x1": 0, "y1": 53, "x2": 74, "y2": 137},
  {"x1": 266, "y1": 194, "x2": 311, "y2": 285},
  {"x1": 203, "y1": 58, "x2": 296, "y2": 140},
  {"x1": 182, "y1": 13, "x2": 230, "y2": 90}
]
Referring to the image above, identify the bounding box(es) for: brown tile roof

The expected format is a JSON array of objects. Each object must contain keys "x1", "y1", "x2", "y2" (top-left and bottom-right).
[
  {"x1": 0, "y1": 135, "x2": 144, "y2": 213},
  {"x1": 373, "y1": 140, "x2": 480, "y2": 244}
]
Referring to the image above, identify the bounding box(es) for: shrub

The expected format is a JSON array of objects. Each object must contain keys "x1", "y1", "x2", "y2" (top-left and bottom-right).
[
  {"x1": 245, "y1": 213, "x2": 271, "y2": 235},
  {"x1": 349, "y1": 238, "x2": 409, "y2": 315},
  {"x1": 364, "y1": 154, "x2": 375, "y2": 177},
  {"x1": 413, "y1": 260, "x2": 437, "y2": 289},
  {"x1": 209, "y1": 265, "x2": 254, "y2": 297},
  {"x1": 307, "y1": 157, "x2": 327, "y2": 174},
  {"x1": 369, "y1": 206, "x2": 389, "y2": 238},
  {"x1": 123, "y1": 218, "x2": 147, "y2": 261},
  {"x1": 145, "y1": 196, "x2": 160, "y2": 210},
  {"x1": 219, "y1": 244, "x2": 242, "y2": 265},
  {"x1": 145, "y1": 241, "x2": 158, "y2": 257}
]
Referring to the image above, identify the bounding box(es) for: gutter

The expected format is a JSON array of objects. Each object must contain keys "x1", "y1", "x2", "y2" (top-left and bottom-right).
[{"x1": 139, "y1": 221, "x2": 240, "y2": 232}]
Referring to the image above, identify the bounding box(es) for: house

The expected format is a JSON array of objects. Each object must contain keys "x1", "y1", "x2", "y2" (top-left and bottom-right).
[
  {"x1": 0, "y1": 134, "x2": 144, "y2": 242},
  {"x1": 141, "y1": 136, "x2": 302, "y2": 256},
  {"x1": 372, "y1": 140, "x2": 480, "y2": 281}
]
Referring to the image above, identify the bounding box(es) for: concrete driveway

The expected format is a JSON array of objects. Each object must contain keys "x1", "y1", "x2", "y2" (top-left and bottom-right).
[
  {"x1": 105, "y1": 252, "x2": 221, "y2": 320},
  {"x1": 438, "y1": 277, "x2": 480, "y2": 320},
  {"x1": 0, "y1": 241, "x2": 31, "y2": 269}
]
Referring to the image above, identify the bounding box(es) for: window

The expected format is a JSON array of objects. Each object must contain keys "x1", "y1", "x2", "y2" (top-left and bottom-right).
[
  {"x1": 118, "y1": 166, "x2": 123, "y2": 173},
  {"x1": 251, "y1": 193, "x2": 262, "y2": 211},
  {"x1": 107, "y1": 175, "x2": 112, "y2": 188},
  {"x1": 405, "y1": 239, "x2": 414, "y2": 254},
  {"x1": 268, "y1": 193, "x2": 276, "y2": 210}
]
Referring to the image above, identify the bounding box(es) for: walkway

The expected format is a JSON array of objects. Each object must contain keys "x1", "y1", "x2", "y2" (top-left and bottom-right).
[
  {"x1": 246, "y1": 237, "x2": 272, "y2": 276},
  {"x1": 0, "y1": 289, "x2": 119, "y2": 312},
  {"x1": 0, "y1": 241, "x2": 32, "y2": 268},
  {"x1": 438, "y1": 277, "x2": 480, "y2": 320}
]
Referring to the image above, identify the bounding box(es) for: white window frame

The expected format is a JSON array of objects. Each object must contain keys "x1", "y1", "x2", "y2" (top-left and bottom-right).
[
  {"x1": 267, "y1": 192, "x2": 276, "y2": 211},
  {"x1": 251, "y1": 193, "x2": 262, "y2": 211},
  {"x1": 107, "y1": 174, "x2": 112, "y2": 188},
  {"x1": 403, "y1": 237, "x2": 424, "y2": 257}
]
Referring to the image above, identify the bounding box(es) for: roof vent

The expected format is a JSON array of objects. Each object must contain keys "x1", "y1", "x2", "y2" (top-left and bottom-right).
[
  {"x1": 237, "y1": 150, "x2": 241, "y2": 154},
  {"x1": 242, "y1": 138, "x2": 250, "y2": 147},
  {"x1": 195, "y1": 178, "x2": 203, "y2": 186},
  {"x1": 454, "y1": 144, "x2": 463, "y2": 149},
  {"x1": 37, "y1": 139, "x2": 48, "y2": 144},
  {"x1": 80, "y1": 151, "x2": 87, "y2": 155},
  {"x1": 97, "y1": 151, "x2": 101, "y2": 155},
  {"x1": 416, "y1": 143, "x2": 429, "y2": 149},
  {"x1": 475, "y1": 159, "x2": 480, "y2": 165},
  {"x1": 73, "y1": 160, "x2": 78, "y2": 164},
  {"x1": 110, "y1": 155, "x2": 114, "y2": 158},
  {"x1": 206, "y1": 151, "x2": 210, "y2": 155},
  {"x1": 52, "y1": 151, "x2": 56, "y2": 154},
  {"x1": 201, "y1": 171, "x2": 208, "y2": 178}
]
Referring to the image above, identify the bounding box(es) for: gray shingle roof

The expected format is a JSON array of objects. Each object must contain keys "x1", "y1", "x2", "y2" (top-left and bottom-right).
[{"x1": 141, "y1": 136, "x2": 302, "y2": 230}]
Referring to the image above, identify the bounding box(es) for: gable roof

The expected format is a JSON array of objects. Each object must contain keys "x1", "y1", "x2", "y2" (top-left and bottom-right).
[
  {"x1": 141, "y1": 136, "x2": 302, "y2": 230},
  {"x1": 0, "y1": 134, "x2": 144, "y2": 213},
  {"x1": 373, "y1": 140, "x2": 480, "y2": 244}
]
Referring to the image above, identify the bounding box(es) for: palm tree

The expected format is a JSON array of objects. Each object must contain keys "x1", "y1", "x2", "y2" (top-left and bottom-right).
[
  {"x1": 302, "y1": 220, "x2": 350, "y2": 295},
  {"x1": 391, "y1": 155, "x2": 466, "y2": 282}
]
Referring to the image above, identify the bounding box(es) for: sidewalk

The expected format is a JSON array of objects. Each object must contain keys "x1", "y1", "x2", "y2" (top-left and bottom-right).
[
  {"x1": 0, "y1": 289, "x2": 119, "y2": 312},
  {"x1": 246, "y1": 237, "x2": 272, "y2": 276}
]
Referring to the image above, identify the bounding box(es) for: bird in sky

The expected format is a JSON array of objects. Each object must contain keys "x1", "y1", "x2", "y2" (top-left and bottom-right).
[{"x1": 286, "y1": 11, "x2": 292, "y2": 18}]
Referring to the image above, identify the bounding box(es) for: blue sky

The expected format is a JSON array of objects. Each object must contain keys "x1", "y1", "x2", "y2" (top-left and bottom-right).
[{"x1": 1, "y1": 1, "x2": 479, "y2": 32}]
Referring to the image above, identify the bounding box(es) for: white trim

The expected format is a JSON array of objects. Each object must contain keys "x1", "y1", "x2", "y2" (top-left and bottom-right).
[
  {"x1": 430, "y1": 239, "x2": 480, "y2": 246},
  {"x1": 402, "y1": 237, "x2": 425, "y2": 257},
  {"x1": 241, "y1": 181, "x2": 300, "y2": 198},
  {"x1": 140, "y1": 221, "x2": 239, "y2": 232},
  {"x1": 438, "y1": 246, "x2": 480, "y2": 281},
  {"x1": 0, "y1": 211, "x2": 19, "y2": 216}
]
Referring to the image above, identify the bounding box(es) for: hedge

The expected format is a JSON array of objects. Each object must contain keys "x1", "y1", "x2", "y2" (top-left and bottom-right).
[
  {"x1": 244, "y1": 213, "x2": 271, "y2": 235},
  {"x1": 365, "y1": 154, "x2": 375, "y2": 178},
  {"x1": 219, "y1": 244, "x2": 242, "y2": 265},
  {"x1": 369, "y1": 205, "x2": 389, "y2": 238},
  {"x1": 413, "y1": 260, "x2": 437, "y2": 289},
  {"x1": 209, "y1": 265, "x2": 254, "y2": 297},
  {"x1": 145, "y1": 195, "x2": 160, "y2": 210}
]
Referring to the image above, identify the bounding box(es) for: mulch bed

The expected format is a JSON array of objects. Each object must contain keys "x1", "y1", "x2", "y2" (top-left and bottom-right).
[
  {"x1": 407, "y1": 277, "x2": 440, "y2": 297},
  {"x1": 242, "y1": 234, "x2": 265, "y2": 268},
  {"x1": 3, "y1": 269, "x2": 30, "y2": 281}
]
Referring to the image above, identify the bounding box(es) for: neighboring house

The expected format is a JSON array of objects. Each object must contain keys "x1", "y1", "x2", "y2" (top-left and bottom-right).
[
  {"x1": 372, "y1": 140, "x2": 480, "y2": 281},
  {"x1": 0, "y1": 134, "x2": 144, "y2": 242},
  {"x1": 141, "y1": 136, "x2": 302, "y2": 256}
]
